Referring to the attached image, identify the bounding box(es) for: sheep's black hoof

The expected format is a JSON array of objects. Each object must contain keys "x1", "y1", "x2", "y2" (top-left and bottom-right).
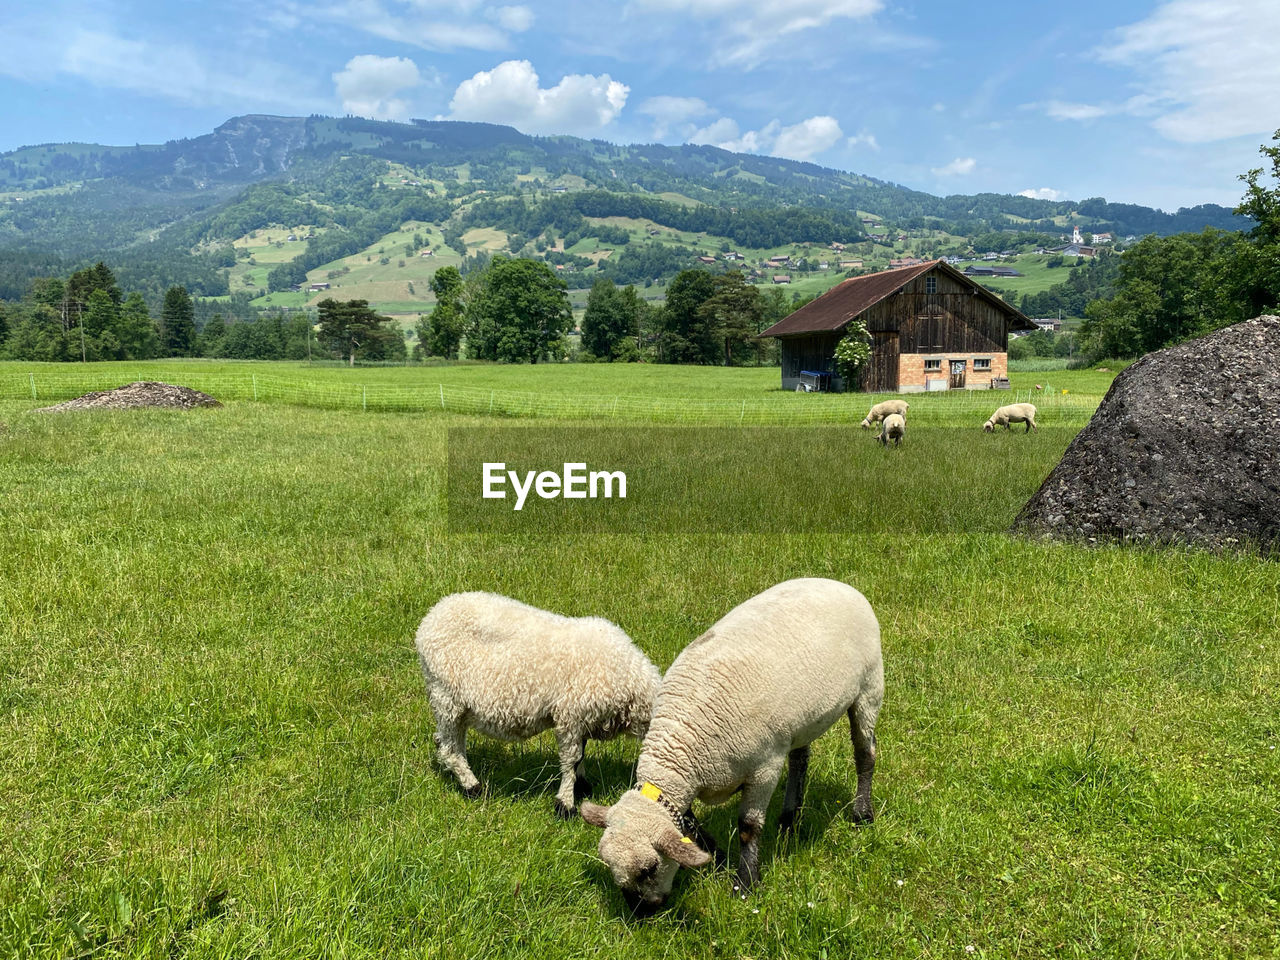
[
  {"x1": 554, "y1": 799, "x2": 577, "y2": 820},
  {"x1": 849, "y1": 804, "x2": 874, "y2": 825},
  {"x1": 778, "y1": 810, "x2": 797, "y2": 835},
  {"x1": 462, "y1": 783, "x2": 483, "y2": 800},
  {"x1": 574, "y1": 778, "x2": 594, "y2": 801}
]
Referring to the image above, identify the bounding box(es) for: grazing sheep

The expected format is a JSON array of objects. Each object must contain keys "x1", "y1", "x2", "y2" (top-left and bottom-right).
[
  {"x1": 877, "y1": 412, "x2": 905, "y2": 447},
  {"x1": 415, "y1": 592, "x2": 662, "y2": 819},
  {"x1": 860, "y1": 399, "x2": 910, "y2": 429},
  {"x1": 582, "y1": 578, "x2": 884, "y2": 910},
  {"x1": 984, "y1": 402, "x2": 1038, "y2": 432}
]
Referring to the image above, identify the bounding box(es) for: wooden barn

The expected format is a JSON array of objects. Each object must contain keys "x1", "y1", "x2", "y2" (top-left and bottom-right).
[{"x1": 760, "y1": 259, "x2": 1035, "y2": 392}]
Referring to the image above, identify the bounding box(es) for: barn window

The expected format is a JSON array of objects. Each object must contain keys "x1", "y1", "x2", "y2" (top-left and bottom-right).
[
  {"x1": 974, "y1": 358, "x2": 992, "y2": 371},
  {"x1": 924, "y1": 358, "x2": 941, "y2": 371},
  {"x1": 925, "y1": 276, "x2": 937, "y2": 294}
]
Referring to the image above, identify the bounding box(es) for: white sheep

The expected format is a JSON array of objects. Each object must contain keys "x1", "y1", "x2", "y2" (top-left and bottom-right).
[
  {"x1": 415, "y1": 592, "x2": 662, "y2": 819},
  {"x1": 983, "y1": 402, "x2": 1038, "y2": 432},
  {"x1": 582, "y1": 578, "x2": 884, "y2": 909},
  {"x1": 877, "y1": 412, "x2": 905, "y2": 447},
  {"x1": 860, "y1": 399, "x2": 910, "y2": 429}
]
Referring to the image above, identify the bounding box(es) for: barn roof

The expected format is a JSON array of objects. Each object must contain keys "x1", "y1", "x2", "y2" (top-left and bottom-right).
[{"x1": 760, "y1": 259, "x2": 1035, "y2": 338}]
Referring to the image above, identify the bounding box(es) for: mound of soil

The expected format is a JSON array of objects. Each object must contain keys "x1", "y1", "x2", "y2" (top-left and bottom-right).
[
  {"x1": 1013, "y1": 315, "x2": 1280, "y2": 553},
  {"x1": 37, "y1": 381, "x2": 222, "y2": 412}
]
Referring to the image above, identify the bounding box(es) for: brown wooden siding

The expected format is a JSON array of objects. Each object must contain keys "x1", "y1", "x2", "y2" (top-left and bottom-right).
[
  {"x1": 864, "y1": 332, "x2": 899, "y2": 391},
  {"x1": 863, "y1": 271, "x2": 1010, "y2": 353}
]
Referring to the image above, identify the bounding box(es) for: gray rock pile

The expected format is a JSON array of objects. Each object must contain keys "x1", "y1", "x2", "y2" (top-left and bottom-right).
[
  {"x1": 37, "y1": 381, "x2": 222, "y2": 412},
  {"x1": 1014, "y1": 315, "x2": 1279, "y2": 554}
]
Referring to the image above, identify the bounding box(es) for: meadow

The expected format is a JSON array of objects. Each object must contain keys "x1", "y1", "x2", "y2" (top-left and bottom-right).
[{"x1": 0, "y1": 362, "x2": 1276, "y2": 959}]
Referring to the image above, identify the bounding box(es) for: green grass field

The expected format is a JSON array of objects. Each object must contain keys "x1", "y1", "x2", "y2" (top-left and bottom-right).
[{"x1": 1, "y1": 364, "x2": 1276, "y2": 958}]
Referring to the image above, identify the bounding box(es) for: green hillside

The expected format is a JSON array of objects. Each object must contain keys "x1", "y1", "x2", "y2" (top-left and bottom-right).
[{"x1": 0, "y1": 115, "x2": 1251, "y2": 312}]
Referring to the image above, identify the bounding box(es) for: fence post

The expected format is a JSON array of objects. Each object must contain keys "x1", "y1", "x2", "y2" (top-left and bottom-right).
[
  {"x1": 740, "y1": 399, "x2": 746, "y2": 422},
  {"x1": 613, "y1": 396, "x2": 619, "y2": 417},
  {"x1": 439, "y1": 384, "x2": 445, "y2": 409},
  {"x1": 30, "y1": 373, "x2": 36, "y2": 400},
  {"x1": 252, "y1": 375, "x2": 258, "y2": 402},
  {"x1": 362, "y1": 386, "x2": 367, "y2": 412},
  {"x1": 489, "y1": 391, "x2": 494, "y2": 414}
]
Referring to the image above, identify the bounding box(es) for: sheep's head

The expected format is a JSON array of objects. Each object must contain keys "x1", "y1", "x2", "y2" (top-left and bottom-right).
[
  {"x1": 983, "y1": 420, "x2": 995, "y2": 432},
  {"x1": 581, "y1": 791, "x2": 711, "y2": 912},
  {"x1": 859, "y1": 418, "x2": 872, "y2": 429}
]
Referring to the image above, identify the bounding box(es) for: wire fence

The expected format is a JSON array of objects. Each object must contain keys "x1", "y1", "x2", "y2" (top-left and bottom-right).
[{"x1": 0, "y1": 371, "x2": 1102, "y2": 426}]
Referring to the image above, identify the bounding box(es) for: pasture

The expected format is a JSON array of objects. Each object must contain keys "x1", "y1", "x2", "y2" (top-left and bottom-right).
[{"x1": 0, "y1": 362, "x2": 1276, "y2": 958}]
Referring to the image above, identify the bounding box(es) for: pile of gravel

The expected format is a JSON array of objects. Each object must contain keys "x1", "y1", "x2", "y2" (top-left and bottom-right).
[
  {"x1": 1013, "y1": 315, "x2": 1279, "y2": 554},
  {"x1": 37, "y1": 381, "x2": 222, "y2": 412}
]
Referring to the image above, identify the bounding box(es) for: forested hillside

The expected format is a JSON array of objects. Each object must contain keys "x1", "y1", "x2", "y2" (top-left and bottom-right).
[{"x1": 0, "y1": 114, "x2": 1249, "y2": 314}]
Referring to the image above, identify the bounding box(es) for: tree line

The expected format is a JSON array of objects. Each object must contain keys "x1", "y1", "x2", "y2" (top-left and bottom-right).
[{"x1": 416, "y1": 258, "x2": 797, "y2": 366}]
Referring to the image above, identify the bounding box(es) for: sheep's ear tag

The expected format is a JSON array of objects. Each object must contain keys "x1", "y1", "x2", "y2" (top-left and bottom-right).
[
  {"x1": 640, "y1": 782, "x2": 662, "y2": 801},
  {"x1": 680, "y1": 837, "x2": 693, "y2": 844}
]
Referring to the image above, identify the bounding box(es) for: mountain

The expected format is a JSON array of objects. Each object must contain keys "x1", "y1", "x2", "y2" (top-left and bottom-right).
[{"x1": 0, "y1": 114, "x2": 1252, "y2": 306}]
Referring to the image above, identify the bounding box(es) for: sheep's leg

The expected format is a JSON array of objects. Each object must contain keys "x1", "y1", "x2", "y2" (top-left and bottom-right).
[
  {"x1": 733, "y1": 770, "x2": 781, "y2": 896},
  {"x1": 573, "y1": 736, "x2": 593, "y2": 802},
  {"x1": 686, "y1": 811, "x2": 727, "y2": 870},
  {"x1": 553, "y1": 730, "x2": 585, "y2": 819},
  {"x1": 431, "y1": 695, "x2": 481, "y2": 798},
  {"x1": 848, "y1": 704, "x2": 877, "y2": 824},
  {"x1": 778, "y1": 745, "x2": 810, "y2": 835}
]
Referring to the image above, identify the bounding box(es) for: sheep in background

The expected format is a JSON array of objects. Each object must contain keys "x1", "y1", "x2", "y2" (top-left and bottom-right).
[
  {"x1": 860, "y1": 399, "x2": 910, "y2": 429},
  {"x1": 582, "y1": 578, "x2": 884, "y2": 910},
  {"x1": 877, "y1": 412, "x2": 905, "y2": 447},
  {"x1": 415, "y1": 592, "x2": 662, "y2": 819},
  {"x1": 984, "y1": 402, "x2": 1038, "y2": 432}
]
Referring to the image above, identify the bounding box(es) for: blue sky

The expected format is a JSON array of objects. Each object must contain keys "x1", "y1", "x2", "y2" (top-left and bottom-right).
[{"x1": 2, "y1": 0, "x2": 1276, "y2": 210}]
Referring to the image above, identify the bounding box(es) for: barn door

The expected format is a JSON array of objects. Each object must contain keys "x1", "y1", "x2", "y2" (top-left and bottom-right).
[
  {"x1": 867, "y1": 332, "x2": 899, "y2": 392},
  {"x1": 949, "y1": 359, "x2": 966, "y2": 389}
]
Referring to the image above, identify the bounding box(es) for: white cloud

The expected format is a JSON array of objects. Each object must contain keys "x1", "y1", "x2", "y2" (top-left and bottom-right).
[
  {"x1": 637, "y1": 96, "x2": 714, "y2": 139},
  {"x1": 1042, "y1": 100, "x2": 1109, "y2": 122},
  {"x1": 333, "y1": 54, "x2": 421, "y2": 120},
  {"x1": 773, "y1": 116, "x2": 844, "y2": 161},
  {"x1": 1031, "y1": 2, "x2": 1280, "y2": 143},
  {"x1": 932, "y1": 157, "x2": 976, "y2": 177},
  {"x1": 448, "y1": 60, "x2": 629, "y2": 135},
  {"x1": 689, "y1": 115, "x2": 843, "y2": 161},
  {"x1": 847, "y1": 130, "x2": 880, "y2": 151},
  {"x1": 1094, "y1": 0, "x2": 1280, "y2": 143},
  {"x1": 299, "y1": 0, "x2": 517, "y2": 52},
  {"x1": 629, "y1": 0, "x2": 883, "y2": 67},
  {"x1": 489, "y1": 5, "x2": 534, "y2": 31},
  {"x1": 0, "y1": 24, "x2": 325, "y2": 111},
  {"x1": 1018, "y1": 188, "x2": 1065, "y2": 201}
]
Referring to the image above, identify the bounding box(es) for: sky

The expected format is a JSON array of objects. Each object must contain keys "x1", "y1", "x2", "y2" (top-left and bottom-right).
[{"x1": 1, "y1": 0, "x2": 1277, "y2": 211}]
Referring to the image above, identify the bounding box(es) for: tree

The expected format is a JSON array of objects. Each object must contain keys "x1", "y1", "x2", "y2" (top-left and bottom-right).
[
  {"x1": 463, "y1": 258, "x2": 570, "y2": 363},
  {"x1": 160, "y1": 286, "x2": 196, "y2": 356},
  {"x1": 418, "y1": 266, "x2": 465, "y2": 359},
  {"x1": 118, "y1": 292, "x2": 159, "y2": 359},
  {"x1": 316, "y1": 298, "x2": 396, "y2": 366},
  {"x1": 81, "y1": 288, "x2": 121, "y2": 360},
  {"x1": 580, "y1": 278, "x2": 644, "y2": 361},
  {"x1": 696, "y1": 271, "x2": 763, "y2": 366},
  {"x1": 657, "y1": 269, "x2": 717, "y2": 363}
]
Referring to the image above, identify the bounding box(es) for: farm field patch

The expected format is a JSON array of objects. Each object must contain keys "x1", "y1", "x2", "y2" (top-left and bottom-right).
[{"x1": 0, "y1": 396, "x2": 1275, "y2": 958}]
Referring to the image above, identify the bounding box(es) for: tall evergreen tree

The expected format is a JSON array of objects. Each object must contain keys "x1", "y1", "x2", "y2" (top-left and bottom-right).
[
  {"x1": 160, "y1": 286, "x2": 197, "y2": 357},
  {"x1": 117, "y1": 292, "x2": 160, "y2": 359}
]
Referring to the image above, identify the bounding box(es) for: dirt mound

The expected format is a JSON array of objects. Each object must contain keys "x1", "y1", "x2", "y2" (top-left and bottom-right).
[
  {"x1": 37, "y1": 381, "x2": 222, "y2": 412},
  {"x1": 1013, "y1": 315, "x2": 1280, "y2": 553}
]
